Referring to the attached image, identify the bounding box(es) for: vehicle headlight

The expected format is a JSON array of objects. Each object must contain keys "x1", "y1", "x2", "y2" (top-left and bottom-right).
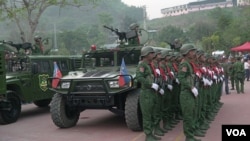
[
  {"x1": 108, "y1": 81, "x2": 119, "y2": 88},
  {"x1": 61, "y1": 82, "x2": 71, "y2": 89}
]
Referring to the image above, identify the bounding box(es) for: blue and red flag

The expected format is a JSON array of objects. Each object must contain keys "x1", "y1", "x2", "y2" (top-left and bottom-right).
[
  {"x1": 118, "y1": 58, "x2": 130, "y2": 87},
  {"x1": 52, "y1": 62, "x2": 62, "y2": 88}
]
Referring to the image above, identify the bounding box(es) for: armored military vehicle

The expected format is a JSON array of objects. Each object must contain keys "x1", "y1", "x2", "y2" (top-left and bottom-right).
[
  {"x1": 48, "y1": 25, "x2": 168, "y2": 131},
  {"x1": 0, "y1": 41, "x2": 82, "y2": 124}
]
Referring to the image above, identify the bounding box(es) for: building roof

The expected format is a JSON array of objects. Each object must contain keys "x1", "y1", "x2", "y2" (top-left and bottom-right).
[{"x1": 188, "y1": 0, "x2": 227, "y2": 6}]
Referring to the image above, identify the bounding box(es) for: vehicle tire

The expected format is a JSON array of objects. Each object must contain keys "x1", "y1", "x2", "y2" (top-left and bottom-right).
[
  {"x1": 50, "y1": 93, "x2": 80, "y2": 128},
  {"x1": 0, "y1": 91, "x2": 21, "y2": 125},
  {"x1": 125, "y1": 89, "x2": 143, "y2": 131},
  {"x1": 33, "y1": 99, "x2": 51, "y2": 107}
]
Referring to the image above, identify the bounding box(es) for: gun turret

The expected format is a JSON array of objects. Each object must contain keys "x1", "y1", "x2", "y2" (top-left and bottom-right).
[
  {"x1": 1, "y1": 41, "x2": 32, "y2": 53},
  {"x1": 103, "y1": 25, "x2": 127, "y2": 42}
]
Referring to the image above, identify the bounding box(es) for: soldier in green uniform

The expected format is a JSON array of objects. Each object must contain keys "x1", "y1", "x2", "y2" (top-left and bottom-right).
[
  {"x1": 233, "y1": 56, "x2": 244, "y2": 94},
  {"x1": 177, "y1": 44, "x2": 201, "y2": 141},
  {"x1": 151, "y1": 49, "x2": 166, "y2": 139},
  {"x1": 136, "y1": 46, "x2": 158, "y2": 141},
  {"x1": 32, "y1": 35, "x2": 44, "y2": 55},
  {"x1": 159, "y1": 50, "x2": 174, "y2": 131},
  {"x1": 229, "y1": 57, "x2": 235, "y2": 90},
  {"x1": 163, "y1": 51, "x2": 178, "y2": 131}
]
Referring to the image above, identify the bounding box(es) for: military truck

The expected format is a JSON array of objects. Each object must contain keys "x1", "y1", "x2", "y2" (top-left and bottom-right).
[
  {"x1": 48, "y1": 25, "x2": 168, "y2": 131},
  {"x1": 0, "y1": 41, "x2": 82, "y2": 124}
]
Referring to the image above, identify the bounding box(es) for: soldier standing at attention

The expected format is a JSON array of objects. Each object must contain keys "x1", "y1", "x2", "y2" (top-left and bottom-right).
[
  {"x1": 151, "y1": 49, "x2": 166, "y2": 139},
  {"x1": 178, "y1": 44, "x2": 201, "y2": 141},
  {"x1": 233, "y1": 56, "x2": 244, "y2": 94},
  {"x1": 136, "y1": 46, "x2": 159, "y2": 141}
]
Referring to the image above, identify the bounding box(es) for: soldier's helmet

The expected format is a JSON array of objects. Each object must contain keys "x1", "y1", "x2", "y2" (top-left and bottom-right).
[
  {"x1": 180, "y1": 44, "x2": 196, "y2": 55},
  {"x1": 160, "y1": 50, "x2": 170, "y2": 59},
  {"x1": 154, "y1": 49, "x2": 161, "y2": 57},
  {"x1": 34, "y1": 35, "x2": 41, "y2": 42},
  {"x1": 129, "y1": 23, "x2": 139, "y2": 30},
  {"x1": 140, "y1": 46, "x2": 155, "y2": 57},
  {"x1": 196, "y1": 49, "x2": 205, "y2": 57},
  {"x1": 174, "y1": 38, "x2": 179, "y2": 43}
]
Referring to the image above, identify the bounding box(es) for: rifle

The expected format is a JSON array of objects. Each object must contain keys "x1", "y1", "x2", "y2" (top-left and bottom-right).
[{"x1": 103, "y1": 25, "x2": 127, "y2": 42}]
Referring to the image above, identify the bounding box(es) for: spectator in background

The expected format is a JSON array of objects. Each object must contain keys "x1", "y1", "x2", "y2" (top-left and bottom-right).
[
  {"x1": 222, "y1": 57, "x2": 230, "y2": 94},
  {"x1": 233, "y1": 56, "x2": 244, "y2": 94},
  {"x1": 244, "y1": 59, "x2": 250, "y2": 81}
]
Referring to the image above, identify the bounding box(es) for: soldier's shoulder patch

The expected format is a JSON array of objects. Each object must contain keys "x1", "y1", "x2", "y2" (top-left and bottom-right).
[{"x1": 140, "y1": 67, "x2": 145, "y2": 72}]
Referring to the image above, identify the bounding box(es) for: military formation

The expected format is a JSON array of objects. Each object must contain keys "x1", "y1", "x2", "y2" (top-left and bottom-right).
[{"x1": 136, "y1": 44, "x2": 226, "y2": 141}]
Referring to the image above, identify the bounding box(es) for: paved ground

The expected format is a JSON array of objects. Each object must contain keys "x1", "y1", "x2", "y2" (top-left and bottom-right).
[{"x1": 0, "y1": 81, "x2": 250, "y2": 141}]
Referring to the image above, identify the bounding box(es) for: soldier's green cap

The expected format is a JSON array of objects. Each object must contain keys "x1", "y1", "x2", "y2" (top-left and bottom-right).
[
  {"x1": 160, "y1": 50, "x2": 171, "y2": 59},
  {"x1": 180, "y1": 44, "x2": 197, "y2": 55},
  {"x1": 196, "y1": 49, "x2": 205, "y2": 56},
  {"x1": 140, "y1": 46, "x2": 155, "y2": 57},
  {"x1": 153, "y1": 49, "x2": 161, "y2": 57}
]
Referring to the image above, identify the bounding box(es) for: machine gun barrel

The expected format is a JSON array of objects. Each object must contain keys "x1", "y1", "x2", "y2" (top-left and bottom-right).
[
  {"x1": 1, "y1": 41, "x2": 32, "y2": 52},
  {"x1": 103, "y1": 25, "x2": 127, "y2": 42}
]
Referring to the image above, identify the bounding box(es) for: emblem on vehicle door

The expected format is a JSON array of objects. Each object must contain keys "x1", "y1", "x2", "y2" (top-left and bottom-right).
[{"x1": 39, "y1": 74, "x2": 49, "y2": 91}]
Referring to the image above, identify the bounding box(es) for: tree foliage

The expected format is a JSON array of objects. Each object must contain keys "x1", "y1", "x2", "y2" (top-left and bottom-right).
[{"x1": 0, "y1": 0, "x2": 95, "y2": 42}]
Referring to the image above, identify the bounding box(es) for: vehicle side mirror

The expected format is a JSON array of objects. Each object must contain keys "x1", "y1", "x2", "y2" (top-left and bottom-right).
[{"x1": 32, "y1": 63, "x2": 39, "y2": 74}]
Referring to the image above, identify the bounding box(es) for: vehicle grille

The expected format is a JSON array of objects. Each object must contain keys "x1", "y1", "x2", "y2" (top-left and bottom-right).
[{"x1": 73, "y1": 81, "x2": 105, "y2": 93}]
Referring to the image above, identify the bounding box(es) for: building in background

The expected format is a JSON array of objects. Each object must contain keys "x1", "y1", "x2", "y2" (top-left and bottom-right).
[{"x1": 161, "y1": 0, "x2": 250, "y2": 17}]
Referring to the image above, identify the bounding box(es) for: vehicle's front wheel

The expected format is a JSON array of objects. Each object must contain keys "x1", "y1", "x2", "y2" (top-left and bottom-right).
[
  {"x1": 125, "y1": 89, "x2": 143, "y2": 131},
  {"x1": 33, "y1": 99, "x2": 51, "y2": 107},
  {"x1": 0, "y1": 91, "x2": 21, "y2": 125},
  {"x1": 50, "y1": 93, "x2": 80, "y2": 128}
]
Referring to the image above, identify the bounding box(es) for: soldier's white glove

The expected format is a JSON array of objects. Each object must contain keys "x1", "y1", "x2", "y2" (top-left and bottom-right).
[
  {"x1": 175, "y1": 78, "x2": 180, "y2": 84},
  {"x1": 222, "y1": 75, "x2": 225, "y2": 79},
  {"x1": 151, "y1": 83, "x2": 159, "y2": 91},
  {"x1": 159, "y1": 89, "x2": 164, "y2": 95},
  {"x1": 167, "y1": 84, "x2": 173, "y2": 91},
  {"x1": 170, "y1": 71, "x2": 174, "y2": 77},
  {"x1": 209, "y1": 80, "x2": 213, "y2": 86},
  {"x1": 213, "y1": 75, "x2": 217, "y2": 80},
  {"x1": 191, "y1": 87, "x2": 198, "y2": 97},
  {"x1": 220, "y1": 77, "x2": 223, "y2": 82},
  {"x1": 202, "y1": 67, "x2": 207, "y2": 72},
  {"x1": 155, "y1": 69, "x2": 160, "y2": 75}
]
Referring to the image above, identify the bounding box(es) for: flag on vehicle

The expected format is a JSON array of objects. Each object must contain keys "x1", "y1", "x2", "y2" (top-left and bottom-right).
[
  {"x1": 118, "y1": 58, "x2": 130, "y2": 87},
  {"x1": 52, "y1": 62, "x2": 62, "y2": 88}
]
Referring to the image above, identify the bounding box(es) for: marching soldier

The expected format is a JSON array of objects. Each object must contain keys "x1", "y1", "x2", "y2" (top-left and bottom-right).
[
  {"x1": 135, "y1": 46, "x2": 159, "y2": 141},
  {"x1": 177, "y1": 44, "x2": 201, "y2": 141}
]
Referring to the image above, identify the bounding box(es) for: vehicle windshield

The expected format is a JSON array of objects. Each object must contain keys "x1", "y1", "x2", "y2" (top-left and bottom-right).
[{"x1": 83, "y1": 48, "x2": 140, "y2": 68}]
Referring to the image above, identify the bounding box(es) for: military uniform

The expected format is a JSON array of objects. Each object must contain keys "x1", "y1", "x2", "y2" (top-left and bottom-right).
[
  {"x1": 177, "y1": 44, "x2": 201, "y2": 141},
  {"x1": 233, "y1": 57, "x2": 244, "y2": 94},
  {"x1": 32, "y1": 36, "x2": 44, "y2": 55},
  {"x1": 151, "y1": 49, "x2": 166, "y2": 138},
  {"x1": 136, "y1": 46, "x2": 158, "y2": 141}
]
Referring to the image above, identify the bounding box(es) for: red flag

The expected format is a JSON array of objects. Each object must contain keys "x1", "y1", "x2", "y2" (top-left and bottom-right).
[{"x1": 52, "y1": 62, "x2": 62, "y2": 88}]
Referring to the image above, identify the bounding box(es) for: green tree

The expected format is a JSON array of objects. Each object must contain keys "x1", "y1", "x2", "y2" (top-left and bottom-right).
[
  {"x1": 0, "y1": 0, "x2": 97, "y2": 42},
  {"x1": 156, "y1": 25, "x2": 184, "y2": 45}
]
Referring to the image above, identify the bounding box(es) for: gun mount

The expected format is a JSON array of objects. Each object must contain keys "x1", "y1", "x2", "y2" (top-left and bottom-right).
[
  {"x1": 103, "y1": 25, "x2": 149, "y2": 46},
  {"x1": 103, "y1": 25, "x2": 127, "y2": 42}
]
